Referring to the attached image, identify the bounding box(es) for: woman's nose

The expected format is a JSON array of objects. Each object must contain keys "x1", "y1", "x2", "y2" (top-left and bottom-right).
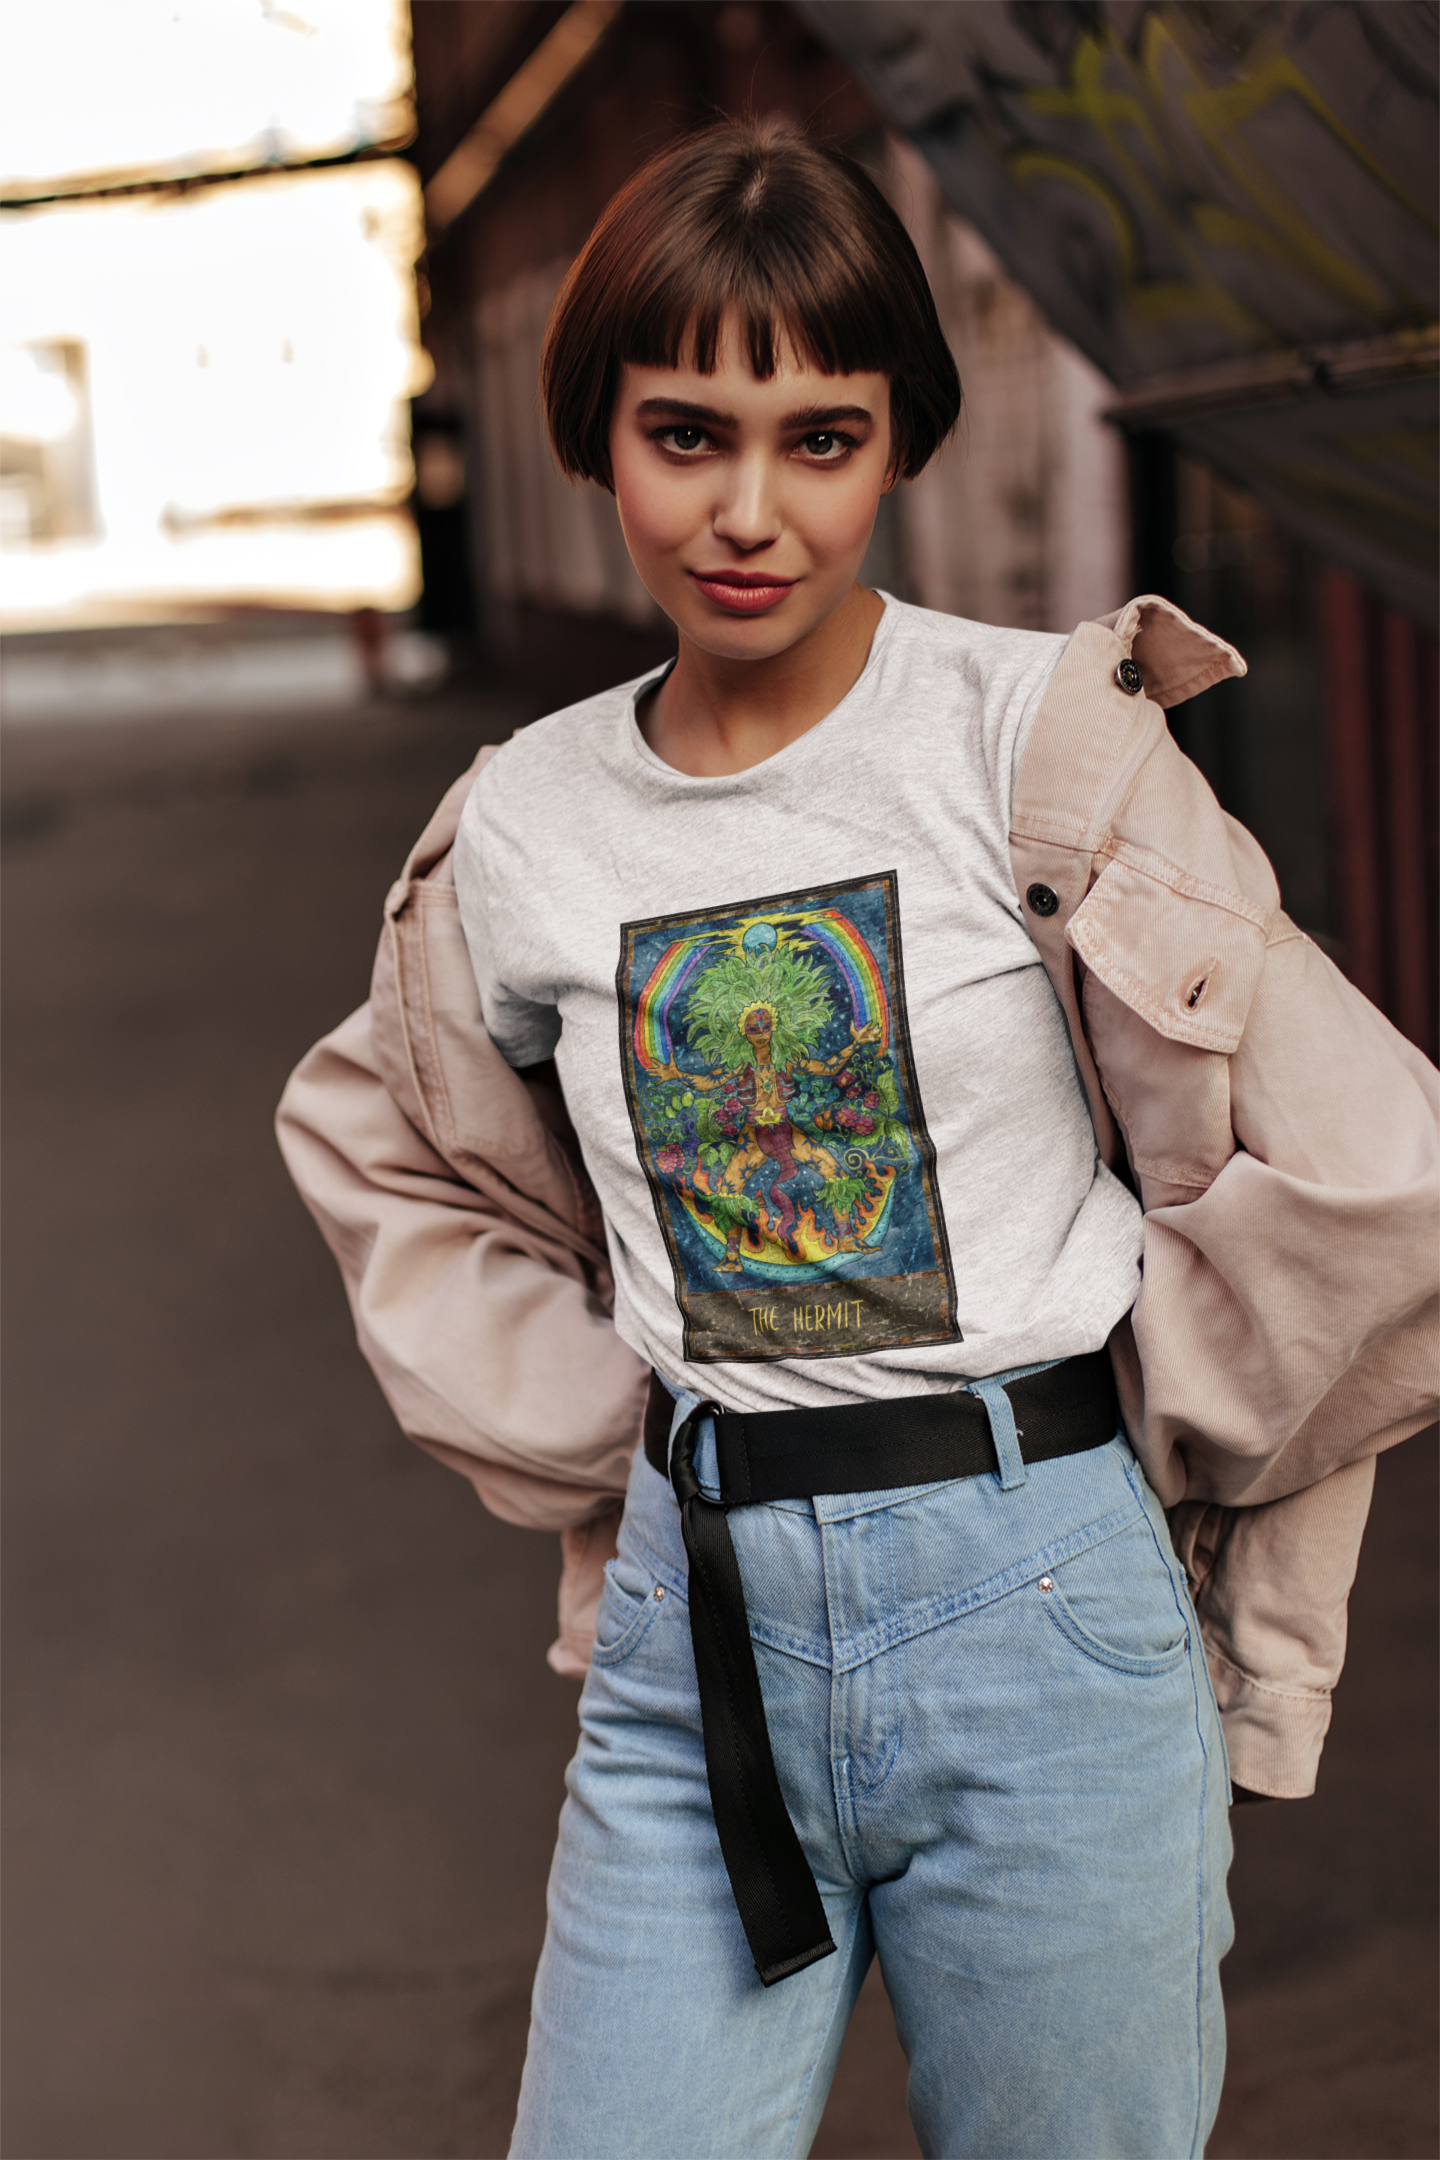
[{"x1": 711, "y1": 453, "x2": 779, "y2": 552}]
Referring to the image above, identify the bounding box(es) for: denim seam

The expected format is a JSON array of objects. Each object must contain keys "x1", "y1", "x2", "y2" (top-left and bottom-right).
[
  {"x1": 817, "y1": 1518, "x2": 852, "y2": 1846},
  {"x1": 868, "y1": 1511, "x2": 902, "y2": 1794},
  {"x1": 588, "y1": 1570, "x2": 665, "y2": 1669},
  {"x1": 1186, "y1": 1727, "x2": 1212, "y2": 2159},
  {"x1": 827, "y1": 1668, "x2": 853, "y2": 1847},
  {"x1": 747, "y1": 1497, "x2": 1143, "y2": 1673},
  {"x1": 831, "y1": 1734, "x2": 857, "y2": 1850},
  {"x1": 1193, "y1": 1691, "x2": 1218, "y2": 2159},
  {"x1": 809, "y1": 1474, "x2": 996, "y2": 1523},
  {"x1": 828, "y1": 1664, "x2": 902, "y2": 1818},
  {"x1": 850, "y1": 1696, "x2": 902, "y2": 1798},
  {"x1": 1039, "y1": 1576, "x2": 1190, "y2": 1676},
  {"x1": 827, "y1": 1516, "x2": 904, "y2": 1806},
  {"x1": 1125, "y1": 1461, "x2": 1217, "y2": 2159},
  {"x1": 1127, "y1": 1460, "x2": 1222, "y2": 1738},
  {"x1": 622, "y1": 1521, "x2": 690, "y2": 1605},
  {"x1": 1134, "y1": 1457, "x2": 1233, "y2": 1800}
]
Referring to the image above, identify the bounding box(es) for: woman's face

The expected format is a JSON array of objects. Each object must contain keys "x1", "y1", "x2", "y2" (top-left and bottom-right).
[{"x1": 609, "y1": 314, "x2": 893, "y2": 663}]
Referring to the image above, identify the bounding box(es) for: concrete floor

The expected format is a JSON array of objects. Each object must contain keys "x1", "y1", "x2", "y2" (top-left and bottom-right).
[{"x1": 3, "y1": 681, "x2": 1435, "y2": 2159}]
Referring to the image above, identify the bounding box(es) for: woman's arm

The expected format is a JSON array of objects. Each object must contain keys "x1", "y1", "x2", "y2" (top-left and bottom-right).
[
  {"x1": 1169, "y1": 1458, "x2": 1379, "y2": 1798},
  {"x1": 276, "y1": 1002, "x2": 647, "y2": 1528}
]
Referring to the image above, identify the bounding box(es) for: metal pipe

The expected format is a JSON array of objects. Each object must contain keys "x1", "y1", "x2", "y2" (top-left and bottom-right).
[
  {"x1": 1105, "y1": 329, "x2": 1439, "y2": 431},
  {"x1": 1381, "y1": 611, "x2": 1431, "y2": 1050},
  {"x1": 1322, "y1": 566, "x2": 1384, "y2": 1007}
]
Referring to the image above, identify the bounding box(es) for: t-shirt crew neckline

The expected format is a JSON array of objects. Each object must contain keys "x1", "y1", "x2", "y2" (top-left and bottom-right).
[{"x1": 622, "y1": 594, "x2": 895, "y2": 787}]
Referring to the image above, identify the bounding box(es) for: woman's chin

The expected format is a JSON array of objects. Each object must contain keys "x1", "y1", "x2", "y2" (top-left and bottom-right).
[{"x1": 670, "y1": 595, "x2": 833, "y2": 665}]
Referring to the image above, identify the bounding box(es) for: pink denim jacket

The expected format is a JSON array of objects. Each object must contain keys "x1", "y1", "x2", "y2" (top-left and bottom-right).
[{"x1": 276, "y1": 597, "x2": 1439, "y2": 1799}]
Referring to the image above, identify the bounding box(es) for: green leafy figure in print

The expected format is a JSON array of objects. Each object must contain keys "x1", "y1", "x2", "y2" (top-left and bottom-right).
[
  {"x1": 685, "y1": 946, "x2": 833, "y2": 1073},
  {"x1": 649, "y1": 928, "x2": 883, "y2": 1272}
]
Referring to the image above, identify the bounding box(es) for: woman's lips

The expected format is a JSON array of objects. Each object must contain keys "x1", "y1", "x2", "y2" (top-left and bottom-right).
[{"x1": 688, "y1": 570, "x2": 798, "y2": 615}]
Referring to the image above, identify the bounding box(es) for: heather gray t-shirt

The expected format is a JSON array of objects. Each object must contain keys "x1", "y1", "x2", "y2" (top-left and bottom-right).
[{"x1": 454, "y1": 598, "x2": 1141, "y2": 1413}]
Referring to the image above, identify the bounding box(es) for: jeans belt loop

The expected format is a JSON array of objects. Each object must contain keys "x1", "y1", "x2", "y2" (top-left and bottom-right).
[{"x1": 966, "y1": 1376, "x2": 1028, "y2": 1490}]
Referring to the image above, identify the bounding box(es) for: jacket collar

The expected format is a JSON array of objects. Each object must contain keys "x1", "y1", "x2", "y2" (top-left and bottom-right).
[
  {"x1": 1098, "y1": 593, "x2": 1246, "y2": 711},
  {"x1": 1012, "y1": 595, "x2": 1249, "y2": 861}
]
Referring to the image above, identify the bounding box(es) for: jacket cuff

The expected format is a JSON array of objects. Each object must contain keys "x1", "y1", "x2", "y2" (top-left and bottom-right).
[
  {"x1": 545, "y1": 1630, "x2": 593, "y2": 1679},
  {"x1": 1207, "y1": 1644, "x2": 1332, "y2": 1797},
  {"x1": 546, "y1": 1508, "x2": 624, "y2": 1678}
]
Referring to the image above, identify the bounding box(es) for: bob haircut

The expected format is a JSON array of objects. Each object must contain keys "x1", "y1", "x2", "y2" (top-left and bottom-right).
[{"x1": 541, "y1": 122, "x2": 961, "y2": 488}]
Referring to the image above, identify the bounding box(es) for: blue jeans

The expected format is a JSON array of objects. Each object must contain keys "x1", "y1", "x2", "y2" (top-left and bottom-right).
[{"x1": 511, "y1": 1382, "x2": 1234, "y2": 2160}]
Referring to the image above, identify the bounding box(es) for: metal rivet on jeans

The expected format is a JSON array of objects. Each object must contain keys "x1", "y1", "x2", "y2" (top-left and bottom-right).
[
  {"x1": 653, "y1": 1585, "x2": 665, "y2": 1600},
  {"x1": 1038, "y1": 1576, "x2": 1054, "y2": 1592},
  {"x1": 1026, "y1": 882, "x2": 1060, "y2": 918}
]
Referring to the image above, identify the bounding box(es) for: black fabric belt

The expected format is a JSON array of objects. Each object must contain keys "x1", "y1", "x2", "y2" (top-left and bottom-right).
[{"x1": 642, "y1": 1350, "x2": 1119, "y2": 1987}]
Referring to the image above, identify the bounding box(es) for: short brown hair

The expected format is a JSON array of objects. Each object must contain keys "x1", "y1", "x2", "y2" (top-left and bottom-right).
[{"x1": 541, "y1": 123, "x2": 961, "y2": 488}]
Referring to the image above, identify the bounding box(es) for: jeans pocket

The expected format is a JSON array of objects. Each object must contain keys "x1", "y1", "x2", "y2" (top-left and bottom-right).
[
  {"x1": 590, "y1": 1555, "x2": 665, "y2": 1668},
  {"x1": 1038, "y1": 1517, "x2": 1190, "y2": 1677}
]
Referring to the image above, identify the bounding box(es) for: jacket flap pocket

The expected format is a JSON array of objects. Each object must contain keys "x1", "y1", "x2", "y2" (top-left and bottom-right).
[{"x1": 1066, "y1": 853, "x2": 1268, "y2": 1053}]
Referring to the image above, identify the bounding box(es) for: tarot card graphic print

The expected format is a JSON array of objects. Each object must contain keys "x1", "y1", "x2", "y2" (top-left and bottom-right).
[{"x1": 617, "y1": 872, "x2": 958, "y2": 1362}]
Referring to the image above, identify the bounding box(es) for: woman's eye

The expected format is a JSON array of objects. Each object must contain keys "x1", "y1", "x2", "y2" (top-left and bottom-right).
[
  {"x1": 663, "y1": 426, "x2": 706, "y2": 452},
  {"x1": 801, "y1": 432, "x2": 849, "y2": 459}
]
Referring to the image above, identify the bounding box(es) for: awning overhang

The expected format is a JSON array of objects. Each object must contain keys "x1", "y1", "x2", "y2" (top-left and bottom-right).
[{"x1": 800, "y1": 1, "x2": 1438, "y2": 625}]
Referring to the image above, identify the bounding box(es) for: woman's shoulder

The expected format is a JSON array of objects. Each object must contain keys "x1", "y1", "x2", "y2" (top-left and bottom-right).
[
  {"x1": 879, "y1": 595, "x2": 1068, "y2": 680},
  {"x1": 876, "y1": 598, "x2": 1070, "y2": 732}
]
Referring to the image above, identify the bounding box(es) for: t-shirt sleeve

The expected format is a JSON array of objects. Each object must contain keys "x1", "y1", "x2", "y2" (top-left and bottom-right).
[
  {"x1": 453, "y1": 767, "x2": 562, "y2": 1070},
  {"x1": 1008, "y1": 633, "x2": 1068, "y2": 808}
]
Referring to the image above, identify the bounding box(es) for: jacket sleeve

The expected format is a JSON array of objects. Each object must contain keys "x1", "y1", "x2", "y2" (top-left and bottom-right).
[
  {"x1": 275, "y1": 1000, "x2": 648, "y2": 1533},
  {"x1": 1161, "y1": 922, "x2": 1437, "y2": 1794},
  {"x1": 1094, "y1": 918, "x2": 1437, "y2": 1795},
  {"x1": 1169, "y1": 1456, "x2": 1377, "y2": 1796},
  {"x1": 1014, "y1": 604, "x2": 1439, "y2": 1800}
]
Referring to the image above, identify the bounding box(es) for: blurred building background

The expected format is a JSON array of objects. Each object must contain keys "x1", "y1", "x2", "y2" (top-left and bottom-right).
[
  {"x1": 5, "y1": 0, "x2": 1435, "y2": 1054},
  {"x1": 3, "y1": 5, "x2": 1437, "y2": 2158},
  {"x1": 0, "y1": 0, "x2": 455, "y2": 726},
  {"x1": 402, "y1": 0, "x2": 1437, "y2": 1061}
]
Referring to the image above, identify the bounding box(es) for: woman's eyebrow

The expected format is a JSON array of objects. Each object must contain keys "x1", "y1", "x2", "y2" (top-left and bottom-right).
[
  {"x1": 781, "y1": 404, "x2": 873, "y2": 429},
  {"x1": 635, "y1": 396, "x2": 739, "y2": 427},
  {"x1": 633, "y1": 397, "x2": 875, "y2": 431}
]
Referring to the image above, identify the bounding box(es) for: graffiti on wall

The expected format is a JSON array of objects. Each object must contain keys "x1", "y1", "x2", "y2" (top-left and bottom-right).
[{"x1": 802, "y1": 1, "x2": 1437, "y2": 620}]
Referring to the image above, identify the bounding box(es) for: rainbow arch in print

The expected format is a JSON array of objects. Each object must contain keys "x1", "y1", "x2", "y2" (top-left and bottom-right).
[
  {"x1": 796, "y1": 911, "x2": 890, "y2": 1048},
  {"x1": 632, "y1": 936, "x2": 715, "y2": 1074},
  {"x1": 632, "y1": 910, "x2": 890, "y2": 1075}
]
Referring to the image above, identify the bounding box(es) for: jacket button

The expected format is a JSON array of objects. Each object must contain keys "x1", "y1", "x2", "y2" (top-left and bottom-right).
[
  {"x1": 1116, "y1": 657, "x2": 1144, "y2": 695},
  {"x1": 1026, "y1": 882, "x2": 1060, "y2": 918}
]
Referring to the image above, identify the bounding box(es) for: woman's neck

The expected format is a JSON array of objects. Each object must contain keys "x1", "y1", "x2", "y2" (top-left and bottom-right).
[{"x1": 637, "y1": 583, "x2": 885, "y2": 778}]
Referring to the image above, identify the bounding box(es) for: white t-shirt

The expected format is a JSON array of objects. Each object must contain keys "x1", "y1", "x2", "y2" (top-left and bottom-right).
[{"x1": 455, "y1": 598, "x2": 1142, "y2": 1413}]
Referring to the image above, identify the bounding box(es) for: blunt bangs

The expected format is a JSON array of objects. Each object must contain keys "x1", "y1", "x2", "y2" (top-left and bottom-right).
[{"x1": 541, "y1": 124, "x2": 961, "y2": 488}]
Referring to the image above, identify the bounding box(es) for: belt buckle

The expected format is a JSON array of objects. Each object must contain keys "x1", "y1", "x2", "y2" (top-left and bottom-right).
[{"x1": 669, "y1": 1397, "x2": 726, "y2": 1508}]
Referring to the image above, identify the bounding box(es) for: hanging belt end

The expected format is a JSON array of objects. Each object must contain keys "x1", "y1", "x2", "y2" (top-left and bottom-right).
[{"x1": 757, "y1": 1935, "x2": 838, "y2": 1988}]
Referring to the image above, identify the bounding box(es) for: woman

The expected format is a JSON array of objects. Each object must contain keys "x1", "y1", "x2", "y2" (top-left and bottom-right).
[{"x1": 279, "y1": 122, "x2": 1438, "y2": 2160}]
